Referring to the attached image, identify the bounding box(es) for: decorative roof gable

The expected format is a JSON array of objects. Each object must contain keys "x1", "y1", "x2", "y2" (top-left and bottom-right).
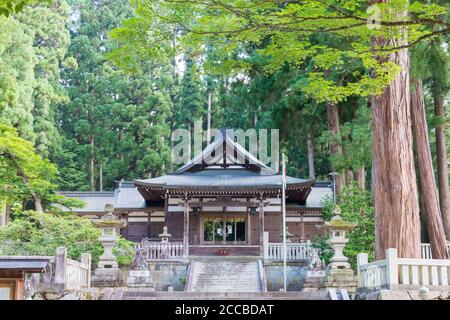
[{"x1": 174, "y1": 130, "x2": 277, "y2": 175}]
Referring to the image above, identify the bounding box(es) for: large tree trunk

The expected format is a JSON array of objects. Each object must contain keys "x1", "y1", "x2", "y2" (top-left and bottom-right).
[
  {"x1": 307, "y1": 132, "x2": 315, "y2": 179},
  {"x1": 326, "y1": 102, "x2": 345, "y2": 197},
  {"x1": 370, "y1": 5, "x2": 421, "y2": 259},
  {"x1": 433, "y1": 87, "x2": 450, "y2": 240},
  {"x1": 411, "y1": 79, "x2": 448, "y2": 258}
]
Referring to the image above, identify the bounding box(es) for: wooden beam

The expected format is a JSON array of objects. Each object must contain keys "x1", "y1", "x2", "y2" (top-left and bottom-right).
[{"x1": 187, "y1": 200, "x2": 270, "y2": 207}]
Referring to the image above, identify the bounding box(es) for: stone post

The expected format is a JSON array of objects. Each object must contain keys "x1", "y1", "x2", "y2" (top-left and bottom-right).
[
  {"x1": 385, "y1": 248, "x2": 398, "y2": 289},
  {"x1": 55, "y1": 246, "x2": 67, "y2": 289},
  {"x1": 81, "y1": 253, "x2": 91, "y2": 288},
  {"x1": 356, "y1": 253, "x2": 368, "y2": 288}
]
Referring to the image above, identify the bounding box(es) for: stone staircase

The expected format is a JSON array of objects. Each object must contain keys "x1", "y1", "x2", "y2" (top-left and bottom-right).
[
  {"x1": 124, "y1": 291, "x2": 330, "y2": 300},
  {"x1": 187, "y1": 259, "x2": 264, "y2": 292}
]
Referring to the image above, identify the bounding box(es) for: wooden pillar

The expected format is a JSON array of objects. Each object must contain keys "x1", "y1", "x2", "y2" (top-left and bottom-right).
[
  {"x1": 259, "y1": 197, "x2": 264, "y2": 257},
  {"x1": 147, "y1": 211, "x2": 151, "y2": 240},
  {"x1": 183, "y1": 198, "x2": 189, "y2": 258},
  {"x1": 301, "y1": 212, "x2": 305, "y2": 242},
  {"x1": 125, "y1": 213, "x2": 129, "y2": 239}
]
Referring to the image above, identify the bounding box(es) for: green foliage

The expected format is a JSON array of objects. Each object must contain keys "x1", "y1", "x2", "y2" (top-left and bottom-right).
[
  {"x1": 0, "y1": 122, "x2": 56, "y2": 204},
  {"x1": 0, "y1": 210, "x2": 134, "y2": 266},
  {"x1": 110, "y1": 0, "x2": 448, "y2": 103},
  {"x1": 0, "y1": 0, "x2": 49, "y2": 17},
  {"x1": 113, "y1": 236, "x2": 135, "y2": 266},
  {"x1": 318, "y1": 184, "x2": 375, "y2": 267},
  {"x1": 319, "y1": 101, "x2": 372, "y2": 173},
  {"x1": 56, "y1": 0, "x2": 174, "y2": 190}
]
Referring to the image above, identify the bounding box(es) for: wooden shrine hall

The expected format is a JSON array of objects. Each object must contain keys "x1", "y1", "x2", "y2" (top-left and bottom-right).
[{"x1": 60, "y1": 132, "x2": 332, "y2": 257}]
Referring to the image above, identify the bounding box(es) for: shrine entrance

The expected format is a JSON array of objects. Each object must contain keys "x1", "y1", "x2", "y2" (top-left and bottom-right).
[{"x1": 201, "y1": 214, "x2": 248, "y2": 245}]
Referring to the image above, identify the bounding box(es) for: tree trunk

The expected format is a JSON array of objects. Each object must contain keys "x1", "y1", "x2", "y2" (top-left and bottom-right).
[
  {"x1": 99, "y1": 161, "x2": 103, "y2": 192},
  {"x1": 345, "y1": 170, "x2": 354, "y2": 185},
  {"x1": 307, "y1": 132, "x2": 315, "y2": 179},
  {"x1": 7, "y1": 154, "x2": 44, "y2": 212},
  {"x1": 89, "y1": 132, "x2": 95, "y2": 191},
  {"x1": 433, "y1": 88, "x2": 450, "y2": 240},
  {"x1": 370, "y1": 7, "x2": 421, "y2": 259},
  {"x1": 0, "y1": 199, "x2": 6, "y2": 226},
  {"x1": 356, "y1": 166, "x2": 366, "y2": 190},
  {"x1": 411, "y1": 79, "x2": 448, "y2": 259},
  {"x1": 207, "y1": 91, "x2": 212, "y2": 145},
  {"x1": 326, "y1": 102, "x2": 345, "y2": 197}
]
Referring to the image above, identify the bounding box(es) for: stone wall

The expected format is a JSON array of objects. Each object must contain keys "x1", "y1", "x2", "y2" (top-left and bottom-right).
[
  {"x1": 264, "y1": 264, "x2": 308, "y2": 291},
  {"x1": 147, "y1": 261, "x2": 189, "y2": 291}
]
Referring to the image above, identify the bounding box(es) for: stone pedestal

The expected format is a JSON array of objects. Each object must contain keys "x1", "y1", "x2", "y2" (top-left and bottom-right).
[
  {"x1": 303, "y1": 271, "x2": 326, "y2": 292},
  {"x1": 127, "y1": 270, "x2": 155, "y2": 290},
  {"x1": 91, "y1": 268, "x2": 123, "y2": 287},
  {"x1": 322, "y1": 268, "x2": 357, "y2": 293}
]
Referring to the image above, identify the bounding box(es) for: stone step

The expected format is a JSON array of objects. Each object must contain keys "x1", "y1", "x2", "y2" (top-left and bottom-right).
[
  {"x1": 124, "y1": 291, "x2": 330, "y2": 300},
  {"x1": 188, "y1": 260, "x2": 263, "y2": 292}
]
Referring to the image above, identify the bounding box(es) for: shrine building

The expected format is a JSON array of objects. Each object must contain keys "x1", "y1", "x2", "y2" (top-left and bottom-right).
[{"x1": 60, "y1": 131, "x2": 332, "y2": 257}]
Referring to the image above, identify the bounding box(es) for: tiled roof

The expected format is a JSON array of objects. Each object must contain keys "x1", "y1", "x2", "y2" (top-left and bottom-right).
[
  {"x1": 135, "y1": 169, "x2": 313, "y2": 189},
  {"x1": 57, "y1": 191, "x2": 115, "y2": 212}
]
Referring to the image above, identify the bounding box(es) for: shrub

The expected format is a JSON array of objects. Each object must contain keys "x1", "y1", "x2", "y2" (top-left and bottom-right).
[
  {"x1": 0, "y1": 210, "x2": 135, "y2": 266},
  {"x1": 313, "y1": 184, "x2": 375, "y2": 268}
]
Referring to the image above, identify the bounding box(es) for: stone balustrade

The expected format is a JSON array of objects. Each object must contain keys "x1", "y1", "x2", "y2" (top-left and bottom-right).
[{"x1": 357, "y1": 248, "x2": 450, "y2": 290}]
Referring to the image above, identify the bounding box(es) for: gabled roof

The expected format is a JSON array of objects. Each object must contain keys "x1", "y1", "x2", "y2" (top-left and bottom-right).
[
  {"x1": 135, "y1": 130, "x2": 315, "y2": 203},
  {"x1": 174, "y1": 130, "x2": 277, "y2": 175}
]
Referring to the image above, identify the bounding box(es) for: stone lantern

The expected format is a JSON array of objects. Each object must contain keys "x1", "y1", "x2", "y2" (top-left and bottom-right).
[
  {"x1": 318, "y1": 206, "x2": 357, "y2": 293},
  {"x1": 91, "y1": 204, "x2": 127, "y2": 286},
  {"x1": 280, "y1": 226, "x2": 294, "y2": 243},
  {"x1": 321, "y1": 206, "x2": 356, "y2": 269},
  {"x1": 159, "y1": 226, "x2": 172, "y2": 243}
]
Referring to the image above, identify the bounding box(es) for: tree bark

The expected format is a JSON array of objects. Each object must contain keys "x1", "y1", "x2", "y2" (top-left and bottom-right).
[
  {"x1": 370, "y1": 6, "x2": 421, "y2": 259},
  {"x1": 433, "y1": 87, "x2": 450, "y2": 240},
  {"x1": 326, "y1": 102, "x2": 345, "y2": 197},
  {"x1": 411, "y1": 79, "x2": 448, "y2": 259},
  {"x1": 356, "y1": 166, "x2": 366, "y2": 190},
  {"x1": 345, "y1": 170, "x2": 354, "y2": 185},
  {"x1": 307, "y1": 132, "x2": 315, "y2": 179}
]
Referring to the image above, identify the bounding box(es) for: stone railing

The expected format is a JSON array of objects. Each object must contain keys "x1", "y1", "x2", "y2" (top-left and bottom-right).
[
  {"x1": 357, "y1": 248, "x2": 450, "y2": 290},
  {"x1": 27, "y1": 247, "x2": 91, "y2": 292},
  {"x1": 263, "y1": 232, "x2": 311, "y2": 261},
  {"x1": 420, "y1": 243, "x2": 450, "y2": 259},
  {"x1": 139, "y1": 241, "x2": 184, "y2": 260}
]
